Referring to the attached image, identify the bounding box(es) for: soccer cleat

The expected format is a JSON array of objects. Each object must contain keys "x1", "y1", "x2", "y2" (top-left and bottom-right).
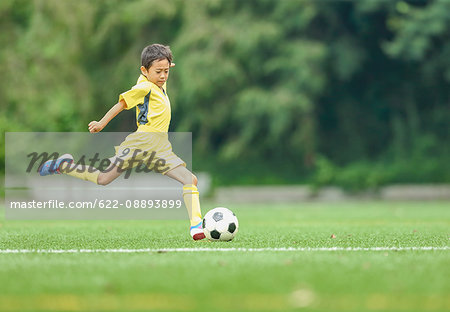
[
  {"x1": 38, "y1": 153, "x2": 74, "y2": 176},
  {"x1": 190, "y1": 221, "x2": 206, "y2": 241}
]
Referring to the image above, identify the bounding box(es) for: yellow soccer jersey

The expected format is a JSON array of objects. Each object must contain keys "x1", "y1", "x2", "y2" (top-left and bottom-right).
[{"x1": 119, "y1": 75, "x2": 171, "y2": 132}]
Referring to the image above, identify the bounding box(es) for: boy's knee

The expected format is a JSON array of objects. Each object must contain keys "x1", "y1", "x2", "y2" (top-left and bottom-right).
[
  {"x1": 97, "y1": 175, "x2": 110, "y2": 186},
  {"x1": 191, "y1": 174, "x2": 198, "y2": 186},
  {"x1": 183, "y1": 172, "x2": 197, "y2": 186}
]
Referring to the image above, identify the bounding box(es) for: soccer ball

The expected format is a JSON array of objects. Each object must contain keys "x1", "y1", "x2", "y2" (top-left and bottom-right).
[{"x1": 202, "y1": 207, "x2": 239, "y2": 241}]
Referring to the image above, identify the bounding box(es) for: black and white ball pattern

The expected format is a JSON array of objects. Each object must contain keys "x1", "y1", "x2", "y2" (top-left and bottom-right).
[{"x1": 202, "y1": 207, "x2": 239, "y2": 241}]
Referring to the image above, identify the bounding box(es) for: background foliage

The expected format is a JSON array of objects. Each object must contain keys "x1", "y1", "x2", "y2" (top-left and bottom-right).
[{"x1": 1, "y1": 0, "x2": 449, "y2": 188}]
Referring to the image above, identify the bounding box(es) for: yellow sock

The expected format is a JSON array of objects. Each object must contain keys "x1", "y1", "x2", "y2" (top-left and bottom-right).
[
  {"x1": 60, "y1": 162, "x2": 100, "y2": 184},
  {"x1": 183, "y1": 184, "x2": 202, "y2": 226}
]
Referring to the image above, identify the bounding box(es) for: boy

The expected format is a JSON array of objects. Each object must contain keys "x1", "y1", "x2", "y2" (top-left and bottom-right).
[{"x1": 39, "y1": 44, "x2": 205, "y2": 240}]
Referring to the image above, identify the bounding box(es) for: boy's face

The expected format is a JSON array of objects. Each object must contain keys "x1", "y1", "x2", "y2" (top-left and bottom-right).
[{"x1": 141, "y1": 58, "x2": 170, "y2": 88}]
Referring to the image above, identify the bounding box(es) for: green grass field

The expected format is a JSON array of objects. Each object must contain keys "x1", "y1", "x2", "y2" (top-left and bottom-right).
[{"x1": 0, "y1": 201, "x2": 449, "y2": 312}]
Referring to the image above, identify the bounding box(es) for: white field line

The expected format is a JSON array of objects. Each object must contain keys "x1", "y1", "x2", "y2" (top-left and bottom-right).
[{"x1": 0, "y1": 246, "x2": 448, "y2": 254}]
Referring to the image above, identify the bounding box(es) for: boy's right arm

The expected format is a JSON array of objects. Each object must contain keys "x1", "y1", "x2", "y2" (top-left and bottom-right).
[{"x1": 88, "y1": 99, "x2": 127, "y2": 133}]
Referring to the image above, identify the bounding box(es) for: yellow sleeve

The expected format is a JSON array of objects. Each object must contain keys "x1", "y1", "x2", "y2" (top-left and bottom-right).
[{"x1": 119, "y1": 82, "x2": 152, "y2": 110}]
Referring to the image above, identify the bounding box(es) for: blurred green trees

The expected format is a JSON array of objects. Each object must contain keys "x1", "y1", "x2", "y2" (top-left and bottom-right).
[{"x1": 1, "y1": 0, "x2": 449, "y2": 187}]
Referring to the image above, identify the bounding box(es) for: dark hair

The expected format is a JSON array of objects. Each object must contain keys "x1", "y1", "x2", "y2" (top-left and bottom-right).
[{"x1": 141, "y1": 44, "x2": 173, "y2": 69}]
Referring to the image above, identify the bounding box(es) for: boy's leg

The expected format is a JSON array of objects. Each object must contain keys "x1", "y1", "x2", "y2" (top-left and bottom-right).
[
  {"x1": 165, "y1": 165, "x2": 204, "y2": 240},
  {"x1": 39, "y1": 154, "x2": 122, "y2": 185},
  {"x1": 61, "y1": 162, "x2": 122, "y2": 185}
]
